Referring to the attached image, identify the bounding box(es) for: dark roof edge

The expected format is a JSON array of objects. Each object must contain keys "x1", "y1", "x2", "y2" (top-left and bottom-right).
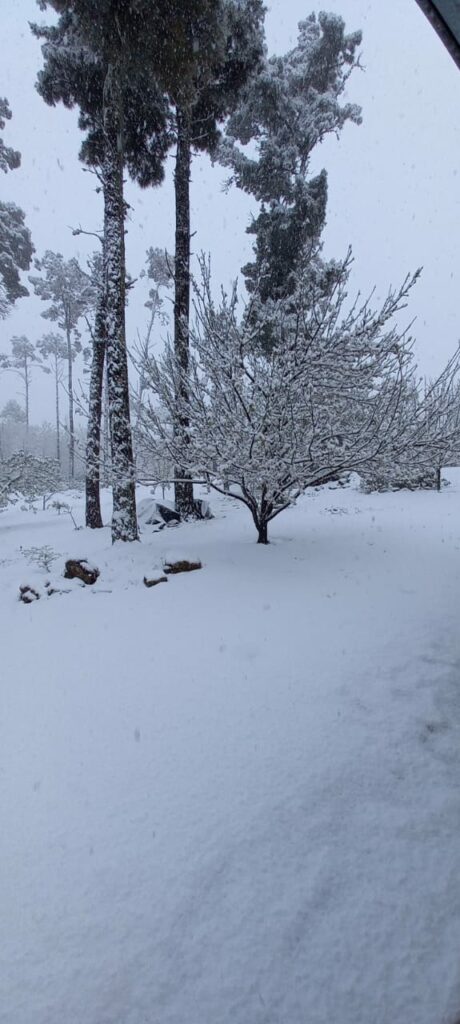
[{"x1": 414, "y1": 0, "x2": 460, "y2": 69}]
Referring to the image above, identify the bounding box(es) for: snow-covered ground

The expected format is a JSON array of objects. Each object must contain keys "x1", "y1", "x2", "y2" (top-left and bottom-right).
[{"x1": 1, "y1": 478, "x2": 460, "y2": 1024}]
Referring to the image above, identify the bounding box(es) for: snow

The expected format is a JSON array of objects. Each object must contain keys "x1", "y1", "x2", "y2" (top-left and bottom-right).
[{"x1": 1, "y1": 478, "x2": 460, "y2": 1024}]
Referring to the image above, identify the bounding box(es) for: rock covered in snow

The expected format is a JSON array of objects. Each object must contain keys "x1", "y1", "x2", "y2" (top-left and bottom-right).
[
  {"x1": 156, "y1": 503, "x2": 181, "y2": 524},
  {"x1": 18, "y1": 583, "x2": 41, "y2": 603},
  {"x1": 137, "y1": 499, "x2": 180, "y2": 529},
  {"x1": 194, "y1": 499, "x2": 213, "y2": 519},
  {"x1": 137, "y1": 497, "x2": 213, "y2": 529},
  {"x1": 64, "y1": 559, "x2": 100, "y2": 585}
]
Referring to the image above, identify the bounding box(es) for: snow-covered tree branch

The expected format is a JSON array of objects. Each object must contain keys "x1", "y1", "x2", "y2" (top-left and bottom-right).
[{"x1": 136, "y1": 255, "x2": 460, "y2": 543}]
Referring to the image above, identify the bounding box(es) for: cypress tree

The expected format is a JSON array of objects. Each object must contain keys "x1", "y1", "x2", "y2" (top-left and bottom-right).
[{"x1": 219, "y1": 12, "x2": 362, "y2": 346}]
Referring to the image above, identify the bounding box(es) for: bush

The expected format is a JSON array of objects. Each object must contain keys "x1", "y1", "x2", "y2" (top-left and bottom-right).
[
  {"x1": 360, "y1": 466, "x2": 443, "y2": 493},
  {"x1": 0, "y1": 451, "x2": 61, "y2": 508}
]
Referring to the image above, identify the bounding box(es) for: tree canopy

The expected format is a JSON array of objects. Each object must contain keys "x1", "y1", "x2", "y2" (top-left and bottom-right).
[{"x1": 0, "y1": 99, "x2": 33, "y2": 317}]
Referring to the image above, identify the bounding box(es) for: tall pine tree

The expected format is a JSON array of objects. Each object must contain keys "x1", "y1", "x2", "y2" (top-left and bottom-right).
[
  {"x1": 166, "y1": 0, "x2": 265, "y2": 516},
  {"x1": 34, "y1": 0, "x2": 234, "y2": 536},
  {"x1": 33, "y1": 1, "x2": 173, "y2": 539},
  {"x1": 7, "y1": 336, "x2": 42, "y2": 437},
  {"x1": 36, "y1": 331, "x2": 68, "y2": 466},
  {"x1": 30, "y1": 251, "x2": 94, "y2": 479}
]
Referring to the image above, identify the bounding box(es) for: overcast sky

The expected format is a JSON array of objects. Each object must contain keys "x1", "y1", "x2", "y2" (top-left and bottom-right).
[{"x1": 2, "y1": 0, "x2": 460, "y2": 423}]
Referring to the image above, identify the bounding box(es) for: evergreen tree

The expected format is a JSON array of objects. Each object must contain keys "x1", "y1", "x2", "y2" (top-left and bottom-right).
[
  {"x1": 219, "y1": 13, "x2": 362, "y2": 340},
  {"x1": 33, "y1": 1, "x2": 178, "y2": 539},
  {"x1": 36, "y1": 331, "x2": 68, "y2": 465},
  {"x1": 166, "y1": 0, "x2": 265, "y2": 516},
  {"x1": 152, "y1": 2, "x2": 264, "y2": 514},
  {"x1": 0, "y1": 98, "x2": 21, "y2": 174},
  {"x1": 0, "y1": 399, "x2": 26, "y2": 423},
  {"x1": 30, "y1": 252, "x2": 94, "y2": 480},
  {"x1": 34, "y1": 0, "x2": 262, "y2": 530},
  {"x1": 0, "y1": 99, "x2": 34, "y2": 317},
  {"x1": 8, "y1": 336, "x2": 42, "y2": 436}
]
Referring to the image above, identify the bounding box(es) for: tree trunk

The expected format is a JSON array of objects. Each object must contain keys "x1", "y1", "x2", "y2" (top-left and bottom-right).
[
  {"x1": 24, "y1": 358, "x2": 29, "y2": 442},
  {"x1": 256, "y1": 520, "x2": 268, "y2": 544},
  {"x1": 135, "y1": 304, "x2": 156, "y2": 430},
  {"x1": 102, "y1": 366, "x2": 110, "y2": 484},
  {"x1": 66, "y1": 325, "x2": 75, "y2": 479},
  {"x1": 54, "y1": 352, "x2": 61, "y2": 466},
  {"x1": 255, "y1": 492, "x2": 270, "y2": 543},
  {"x1": 436, "y1": 466, "x2": 441, "y2": 492},
  {"x1": 85, "y1": 293, "x2": 106, "y2": 529},
  {"x1": 173, "y1": 104, "x2": 196, "y2": 518},
  {"x1": 102, "y1": 64, "x2": 138, "y2": 542}
]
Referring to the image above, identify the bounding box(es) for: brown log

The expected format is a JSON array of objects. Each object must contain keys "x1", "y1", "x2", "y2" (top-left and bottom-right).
[
  {"x1": 163, "y1": 559, "x2": 202, "y2": 575},
  {"x1": 143, "y1": 575, "x2": 168, "y2": 588}
]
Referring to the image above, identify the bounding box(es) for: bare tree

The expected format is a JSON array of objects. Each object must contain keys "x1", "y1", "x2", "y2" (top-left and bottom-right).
[{"x1": 138, "y1": 257, "x2": 460, "y2": 543}]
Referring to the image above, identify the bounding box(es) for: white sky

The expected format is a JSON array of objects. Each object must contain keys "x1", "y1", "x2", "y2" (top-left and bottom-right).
[{"x1": 1, "y1": 0, "x2": 460, "y2": 423}]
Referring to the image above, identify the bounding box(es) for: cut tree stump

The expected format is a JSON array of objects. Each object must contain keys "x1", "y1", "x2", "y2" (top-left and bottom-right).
[{"x1": 64, "y1": 559, "x2": 100, "y2": 585}]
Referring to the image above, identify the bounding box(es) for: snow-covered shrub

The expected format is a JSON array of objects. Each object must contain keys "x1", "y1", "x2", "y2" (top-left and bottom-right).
[
  {"x1": 0, "y1": 451, "x2": 60, "y2": 509},
  {"x1": 22, "y1": 545, "x2": 60, "y2": 572},
  {"x1": 360, "y1": 467, "x2": 442, "y2": 493},
  {"x1": 361, "y1": 360, "x2": 460, "y2": 493},
  {"x1": 50, "y1": 499, "x2": 80, "y2": 529}
]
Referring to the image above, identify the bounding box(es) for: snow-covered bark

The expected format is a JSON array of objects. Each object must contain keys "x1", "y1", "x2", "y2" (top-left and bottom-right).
[
  {"x1": 173, "y1": 105, "x2": 196, "y2": 518},
  {"x1": 64, "y1": 322, "x2": 75, "y2": 478},
  {"x1": 54, "y1": 351, "x2": 60, "y2": 465},
  {"x1": 85, "y1": 291, "x2": 106, "y2": 529},
  {"x1": 102, "y1": 66, "x2": 137, "y2": 542}
]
